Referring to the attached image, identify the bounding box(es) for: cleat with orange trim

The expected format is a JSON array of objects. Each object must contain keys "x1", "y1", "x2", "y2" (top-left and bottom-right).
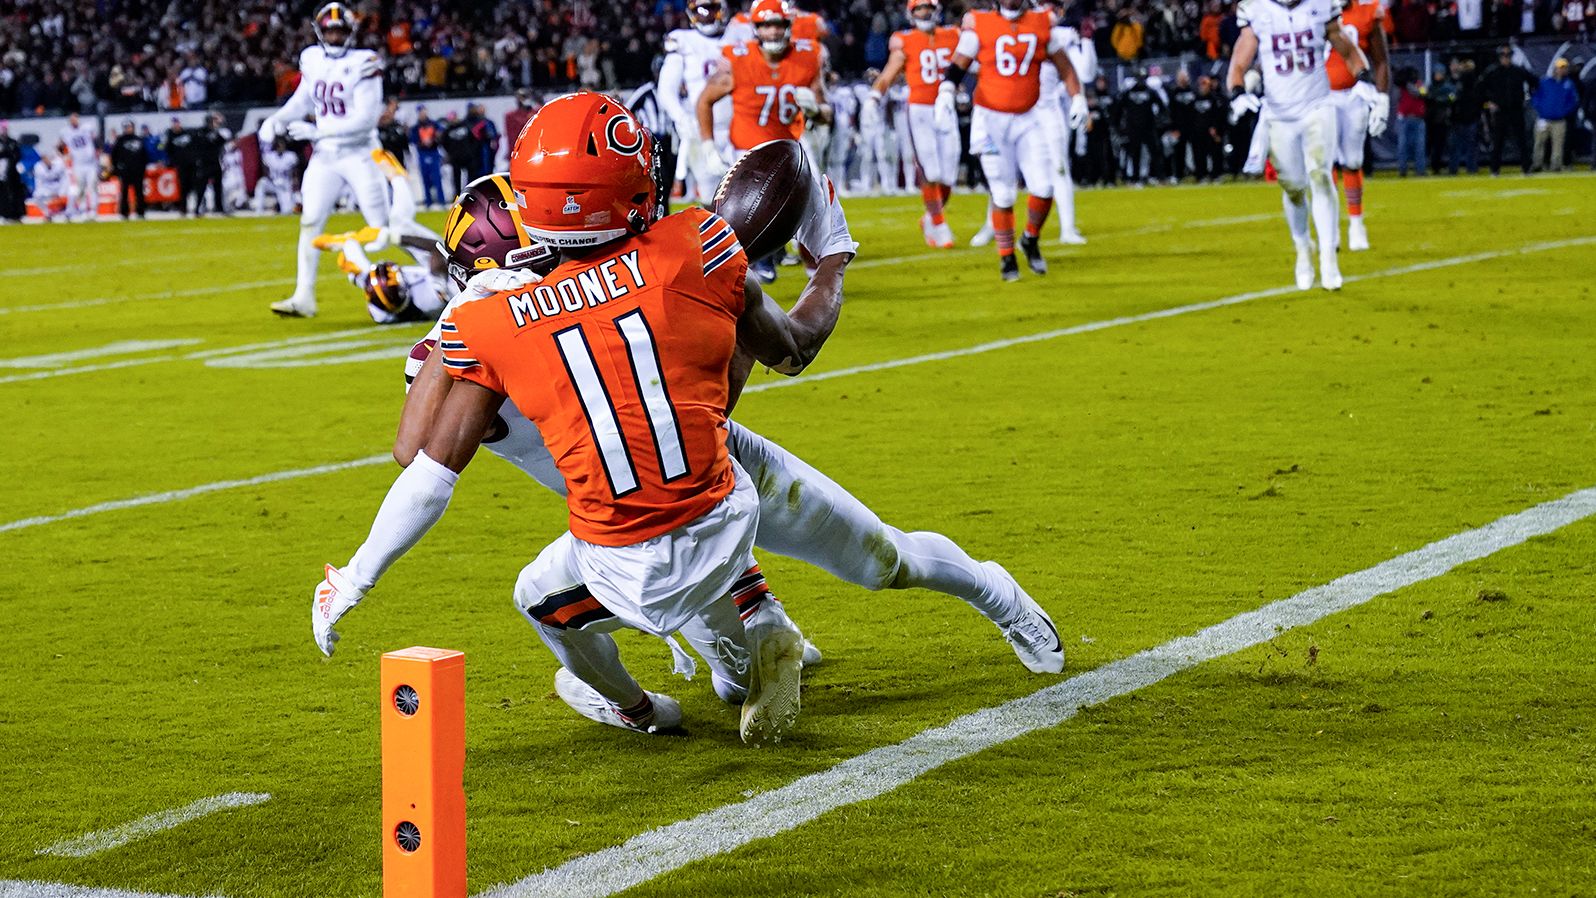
[{"x1": 554, "y1": 668, "x2": 682, "y2": 734}]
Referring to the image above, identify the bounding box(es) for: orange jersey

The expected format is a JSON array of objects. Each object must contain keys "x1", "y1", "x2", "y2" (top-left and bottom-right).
[
  {"x1": 723, "y1": 39, "x2": 823, "y2": 149},
  {"x1": 1327, "y1": 0, "x2": 1383, "y2": 90},
  {"x1": 962, "y1": 9, "x2": 1053, "y2": 114},
  {"x1": 892, "y1": 26, "x2": 960, "y2": 105},
  {"x1": 441, "y1": 207, "x2": 749, "y2": 546}
]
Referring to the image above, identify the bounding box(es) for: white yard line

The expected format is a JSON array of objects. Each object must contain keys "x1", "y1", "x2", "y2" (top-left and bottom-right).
[
  {"x1": 3, "y1": 236, "x2": 1590, "y2": 532},
  {"x1": 35, "y1": 793, "x2": 271, "y2": 859},
  {"x1": 482, "y1": 483, "x2": 1596, "y2": 898},
  {"x1": 0, "y1": 357, "x2": 180, "y2": 386},
  {"x1": 0, "y1": 280, "x2": 297, "y2": 317},
  {"x1": 0, "y1": 340, "x2": 203, "y2": 369},
  {"x1": 0, "y1": 456, "x2": 390, "y2": 534},
  {"x1": 0, "y1": 883, "x2": 219, "y2": 898}
]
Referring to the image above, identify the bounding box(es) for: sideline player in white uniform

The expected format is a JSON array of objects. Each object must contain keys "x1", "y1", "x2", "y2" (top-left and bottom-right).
[
  {"x1": 32, "y1": 148, "x2": 70, "y2": 221},
  {"x1": 870, "y1": 1, "x2": 961, "y2": 247},
  {"x1": 658, "y1": 0, "x2": 731, "y2": 204},
  {"x1": 59, "y1": 113, "x2": 100, "y2": 221},
  {"x1": 854, "y1": 71, "x2": 896, "y2": 194},
  {"x1": 254, "y1": 139, "x2": 300, "y2": 213},
  {"x1": 1227, "y1": 0, "x2": 1368, "y2": 290},
  {"x1": 314, "y1": 228, "x2": 448, "y2": 324},
  {"x1": 825, "y1": 71, "x2": 858, "y2": 189},
  {"x1": 258, "y1": 2, "x2": 389, "y2": 318}
]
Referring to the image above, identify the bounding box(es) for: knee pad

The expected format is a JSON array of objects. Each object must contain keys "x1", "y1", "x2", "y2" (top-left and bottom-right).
[
  {"x1": 988, "y1": 180, "x2": 1018, "y2": 210},
  {"x1": 1280, "y1": 181, "x2": 1308, "y2": 201}
]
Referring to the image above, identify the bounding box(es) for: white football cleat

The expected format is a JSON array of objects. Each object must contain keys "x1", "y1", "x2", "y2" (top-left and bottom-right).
[
  {"x1": 932, "y1": 220, "x2": 956, "y2": 248},
  {"x1": 801, "y1": 639, "x2": 823, "y2": 667},
  {"x1": 920, "y1": 213, "x2": 938, "y2": 247},
  {"x1": 270, "y1": 297, "x2": 317, "y2": 318},
  {"x1": 1320, "y1": 245, "x2": 1343, "y2": 291},
  {"x1": 969, "y1": 221, "x2": 994, "y2": 247},
  {"x1": 739, "y1": 602, "x2": 805, "y2": 744},
  {"x1": 985, "y1": 562, "x2": 1064, "y2": 674},
  {"x1": 1294, "y1": 241, "x2": 1315, "y2": 291},
  {"x1": 553, "y1": 668, "x2": 681, "y2": 734},
  {"x1": 1058, "y1": 229, "x2": 1088, "y2": 245},
  {"x1": 1347, "y1": 216, "x2": 1369, "y2": 251}
]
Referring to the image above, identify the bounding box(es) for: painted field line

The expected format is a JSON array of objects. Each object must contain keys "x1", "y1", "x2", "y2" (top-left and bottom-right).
[
  {"x1": 484, "y1": 483, "x2": 1596, "y2": 898},
  {"x1": 0, "y1": 455, "x2": 390, "y2": 534},
  {"x1": 35, "y1": 793, "x2": 271, "y2": 859},
  {"x1": 0, "y1": 883, "x2": 218, "y2": 898},
  {"x1": 0, "y1": 280, "x2": 296, "y2": 317},
  {"x1": 0, "y1": 340, "x2": 203, "y2": 369},
  {"x1": 750, "y1": 235, "x2": 1596, "y2": 394},
  {"x1": 5, "y1": 236, "x2": 1590, "y2": 533}
]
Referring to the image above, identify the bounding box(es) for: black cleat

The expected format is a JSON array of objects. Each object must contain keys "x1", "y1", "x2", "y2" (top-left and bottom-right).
[
  {"x1": 1000, "y1": 254, "x2": 1020, "y2": 282},
  {"x1": 1019, "y1": 234, "x2": 1047, "y2": 275}
]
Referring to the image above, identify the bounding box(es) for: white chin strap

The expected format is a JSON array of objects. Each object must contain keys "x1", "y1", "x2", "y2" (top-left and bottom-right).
[
  {"x1": 761, "y1": 38, "x2": 789, "y2": 53},
  {"x1": 914, "y1": 18, "x2": 936, "y2": 31},
  {"x1": 999, "y1": 5, "x2": 1024, "y2": 19}
]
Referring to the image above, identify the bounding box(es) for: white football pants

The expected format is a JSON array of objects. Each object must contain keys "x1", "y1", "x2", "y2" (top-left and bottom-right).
[{"x1": 293, "y1": 142, "x2": 390, "y2": 305}]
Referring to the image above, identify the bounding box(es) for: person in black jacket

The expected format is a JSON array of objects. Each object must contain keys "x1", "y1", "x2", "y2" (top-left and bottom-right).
[
  {"x1": 1116, "y1": 73, "x2": 1166, "y2": 184},
  {"x1": 442, "y1": 111, "x2": 477, "y2": 199},
  {"x1": 378, "y1": 98, "x2": 410, "y2": 164},
  {"x1": 164, "y1": 117, "x2": 199, "y2": 216},
  {"x1": 1167, "y1": 70, "x2": 1199, "y2": 181},
  {"x1": 0, "y1": 122, "x2": 24, "y2": 221},
  {"x1": 1480, "y1": 46, "x2": 1537, "y2": 175},
  {"x1": 110, "y1": 120, "x2": 149, "y2": 219},
  {"x1": 192, "y1": 112, "x2": 228, "y2": 216},
  {"x1": 1191, "y1": 76, "x2": 1227, "y2": 182}
]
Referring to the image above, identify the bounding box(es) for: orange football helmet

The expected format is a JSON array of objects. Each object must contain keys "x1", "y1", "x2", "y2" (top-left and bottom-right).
[
  {"x1": 907, "y1": 0, "x2": 940, "y2": 29},
  {"x1": 508, "y1": 92, "x2": 657, "y2": 250},
  {"x1": 750, "y1": 0, "x2": 793, "y2": 52}
]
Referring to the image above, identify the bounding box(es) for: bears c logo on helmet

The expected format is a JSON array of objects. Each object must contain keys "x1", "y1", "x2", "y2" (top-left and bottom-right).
[{"x1": 605, "y1": 114, "x2": 645, "y2": 156}]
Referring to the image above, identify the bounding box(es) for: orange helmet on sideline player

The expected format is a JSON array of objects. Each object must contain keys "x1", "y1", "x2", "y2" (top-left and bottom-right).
[
  {"x1": 508, "y1": 92, "x2": 657, "y2": 250},
  {"x1": 749, "y1": 0, "x2": 793, "y2": 53}
]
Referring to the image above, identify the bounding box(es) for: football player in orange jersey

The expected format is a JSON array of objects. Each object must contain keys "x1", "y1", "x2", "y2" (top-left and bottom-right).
[
  {"x1": 310, "y1": 92, "x2": 857, "y2": 743},
  {"x1": 696, "y1": 0, "x2": 831, "y2": 181},
  {"x1": 1326, "y1": 0, "x2": 1390, "y2": 251},
  {"x1": 724, "y1": 0, "x2": 831, "y2": 44},
  {"x1": 939, "y1": 0, "x2": 1088, "y2": 281},
  {"x1": 868, "y1": 1, "x2": 962, "y2": 248}
]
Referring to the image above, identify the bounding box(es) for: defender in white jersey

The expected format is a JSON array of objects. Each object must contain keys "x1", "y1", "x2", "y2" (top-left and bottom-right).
[
  {"x1": 1038, "y1": 10, "x2": 1093, "y2": 244},
  {"x1": 1226, "y1": 0, "x2": 1367, "y2": 291},
  {"x1": 658, "y1": 0, "x2": 731, "y2": 204},
  {"x1": 316, "y1": 229, "x2": 448, "y2": 324},
  {"x1": 258, "y1": 2, "x2": 389, "y2": 318},
  {"x1": 393, "y1": 176, "x2": 1064, "y2": 691},
  {"x1": 32, "y1": 149, "x2": 69, "y2": 221},
  {"x1": 853, "y1": 73, "x2": 897, "y2": 194},
  {"x1": 59, "y1": 113, "x2": 100, "y2": 221}
]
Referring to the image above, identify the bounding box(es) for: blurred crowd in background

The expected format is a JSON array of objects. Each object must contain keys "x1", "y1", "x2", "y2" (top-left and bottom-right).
[{"x1": 2, "y1": 0, "x2": 1595, "y2": 116}]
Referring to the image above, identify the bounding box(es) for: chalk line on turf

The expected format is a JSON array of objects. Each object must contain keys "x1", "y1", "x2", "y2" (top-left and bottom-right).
[{"x1": 36, "y1": 793, "x2": 272, "y2": 859}]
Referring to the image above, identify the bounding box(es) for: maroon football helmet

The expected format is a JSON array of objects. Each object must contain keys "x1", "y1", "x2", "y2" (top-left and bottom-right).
[{"x1": 438, "y1": 173, "x2": 559, "y2": 291}]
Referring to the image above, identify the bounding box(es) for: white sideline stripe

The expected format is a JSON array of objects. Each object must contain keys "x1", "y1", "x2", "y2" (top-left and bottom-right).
[
  {"x1": 0, "y1": 280, "x2": 295, "y2": 316},
  {"x1": 483, "y1": 484, "x2": 1596, "y2": 898},
  {"x1": 0, "y1": 327, "x2": 411, "y2": 384},
  {"x1": 0, "y1": 340, "x2": 203, "y2": 369},
  {"x1": 0, "y1": 883, "x2": 219, "y2": 898},
  {"x1": 35, "y1": 792, "x2": 271, "y2": 859},
  {"x1": 4, "y1": 236, "x2": 1590, "y2": 531},
  {"x1": 748, "y1": 235, "x2": 1596, "y2": 394},
  {"x1": 0, "y1": 456, "x2": 389, "y2": 534}
]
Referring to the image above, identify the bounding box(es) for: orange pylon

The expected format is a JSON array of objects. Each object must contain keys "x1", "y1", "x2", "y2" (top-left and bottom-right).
[{"x1": 381, "y1": 647, "x2": 466, "y2": 898}]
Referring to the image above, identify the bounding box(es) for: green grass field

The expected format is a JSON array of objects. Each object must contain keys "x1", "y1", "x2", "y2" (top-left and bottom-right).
[{"x1": 2, "y1": 174, "x2": 1595, "y2": 897}]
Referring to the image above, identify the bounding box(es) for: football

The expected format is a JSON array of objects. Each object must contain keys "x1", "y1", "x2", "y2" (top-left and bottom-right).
[{"x1": 712, "y1": 139, "x2": 817, "y2": 262}]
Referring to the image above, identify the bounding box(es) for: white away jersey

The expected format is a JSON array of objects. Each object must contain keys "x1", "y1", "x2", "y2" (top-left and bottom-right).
[
  {"x1": 263, "y1": 148, "x2": 299, "y2": 181},
  {"x1": 662, "y1": 28, "x2": 724, "y2": 102},
  {"x1": 1239, "y1": 0, "x2": 1339, "y2": 121},
  {"x1": 60, "y1": 123, "x2": 100, "y2": 169},
  {"x1": 33, "y1": 156, "x2": 68, "y2": 192},
  {"x1": 1040, "y1": 26, "x2": 1095, "y2": 101},
  {"x1": 295, "y1": 45, "x2": 383, "y2": 147}
]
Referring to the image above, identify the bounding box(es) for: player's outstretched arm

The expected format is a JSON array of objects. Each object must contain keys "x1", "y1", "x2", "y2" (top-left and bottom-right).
[{"x1": 738, "y1": 253, "x2": 849, "y2": 375}]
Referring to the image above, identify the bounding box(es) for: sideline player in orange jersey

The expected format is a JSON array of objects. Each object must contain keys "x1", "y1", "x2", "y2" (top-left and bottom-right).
[
  {"x1": 938, "y1": 0, "x2": 1087, "y2": 282},
  {"x1": 309, "y1": 93, "x2": 855, "y2": 744},
  {"x1": 725, "y1": 0, "x2": 830, "y2": 44},
  {"x1": 1326, "y1": 0, "x2": 1390, "y2": 252},
  {"x1": 868, "y1": 0, "x2": 961, "y2": 249},
  {"x1": 697, "y1": 0, "x2": 831, "y2": 183}
]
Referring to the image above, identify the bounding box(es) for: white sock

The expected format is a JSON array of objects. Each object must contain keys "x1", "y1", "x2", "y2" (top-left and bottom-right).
[
  {"x1": 1054, "y1": 166, "x2": 1077, "y2": 235},
  {"x1": 294, "y1": 227, "x2": 321, "y2": 302},
  {"x1": 1309, "y1": 173, "x2": 1339, "y2": 257}
]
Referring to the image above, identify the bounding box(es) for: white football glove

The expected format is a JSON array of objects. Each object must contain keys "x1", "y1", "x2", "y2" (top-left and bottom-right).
[
  {"x1": 465, "y1": 266, "x2": 543, "y2": 297},
  {"x1": 312, "y1": 564, "x2": 365, "y2": 657},
  {"x1": 698, "y1": 138, "x2": 731, "y2": 190},
  {"x1": 257, "y1": 117, "x2": 280, "y2": 145},
  {"x1": 795, "y1": 175, "x2": 858, "y2": 261},
  {"x1": 1067, "y1": 92, "x2": 1089, "y2": 130},
  {"x1": 860, "y1": 93, "x2": 884, "y2": 130},
  {"x1": 933, "y1": 82, "x2": 958, "y2": 132},
  {"x1": 1352, "y1": 82, "x2": 1391, "y2": 137},
  {"x1": 793, "y1": 86, "x2": 819, "y2": 117},
  {"x1": 1229, "y1": 91, "x2": 1261, "y2": 124},
  {"x1": 286, "y1": 120, "x2": 319, "y2": 142}
]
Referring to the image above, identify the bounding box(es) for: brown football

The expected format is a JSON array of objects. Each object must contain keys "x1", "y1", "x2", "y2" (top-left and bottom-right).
[{"x1": 712, "y1": 139, "x2": 817, "y2": 263}]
